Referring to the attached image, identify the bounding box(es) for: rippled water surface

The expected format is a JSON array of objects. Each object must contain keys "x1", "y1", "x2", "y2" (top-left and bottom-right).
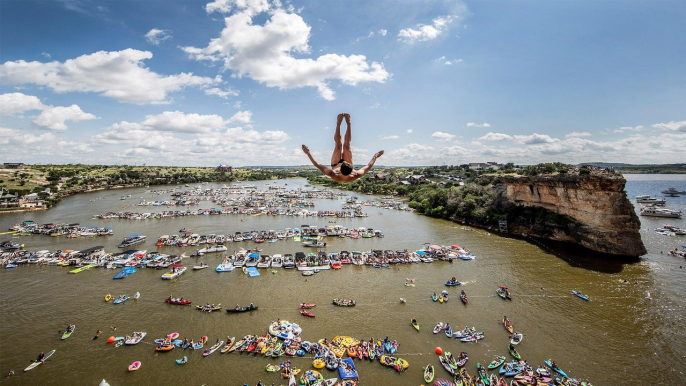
[{"x1": 0, "y1": 176, "x2": 684, "y2": 385}]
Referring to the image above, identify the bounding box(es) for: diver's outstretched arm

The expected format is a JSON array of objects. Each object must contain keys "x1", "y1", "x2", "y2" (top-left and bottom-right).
[
  {"x1": 356, "y1": 150, "x2": 384, "y2": 177},
  {"x1": 303, "y1": 145, "x2": 337, "y2": 177}
]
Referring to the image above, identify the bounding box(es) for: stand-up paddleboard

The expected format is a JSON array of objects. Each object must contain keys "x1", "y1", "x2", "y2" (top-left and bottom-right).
[{"x1": 24, "y1": 350, "x2": 55, "y2": 372}]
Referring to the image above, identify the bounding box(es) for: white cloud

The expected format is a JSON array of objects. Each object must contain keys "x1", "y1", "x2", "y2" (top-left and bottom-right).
[
  {"x1": 435, "y1": 56, "x2": 463, "y2": 65},
  {"x1": 0, "y1": 49, "x2": 220, "y2": 104},
  {"x1": 369, "y1": 102, "x2": 380, "y2": 109},
  {"x1": 0, "y1": 92, "x2": 45, "y2": 116},
  {"x1": 651, "y1": 120, "x2": 686, "y2": 132},
  {"x1": 467, "y1": 122, "x2": 490, "y2": 128},
  {"x1": 226, "y1": 110, "x2": 252, "y2": 124},
  {"x1": 204, "y1": 87, "x2": 240, "y2": 99},
  {"x1": 205, "y1": 0, "x2": 270, "y2": 15},
  {"x1": 398, "y1": 15, "x2": 456, "y2": 43},
  {"x1": 41, "y1": 52, "x2": 51, "y2": 59},
  {"x1": 431, "y1": 131, "x2": 456, "y2": 141},
  {"x1": 0, "y1": 92, "x2": 98, "y2": 131},
  {"x1": 33, "y1": 105, "x2": 99, "y2": 130},
  {"x1": 565, "y1": 131, "x2": 592, "y2": 138},
  {"x1": 141, "y1": 111, "x2": 227, "y2": 133},
  {"x1": 513, "y1": 133, "x2": 559, "y2": 144},
  {"x1": 406, "y1": 129, "x2": 413, "y2": 134},
  {"x1": 0, "y1": 127, "x2": 94, "y2": 161},
  {"x1": 613, "y1": 125, "x2": 643, "y2": 133},
  {"x1": 145, "y1": 28, "x2": 172, "y2": 45},
  {"x1": 378, "y1": 29, "x2": 387, "y2": 36},
  {"x1": 479, "y1": 132, "x2": 512, "y2": 141},
  {"x1": 183, "y1": 4, "x2": 389, "y2": 100},
  {"x1": 380, "y1": 135, "x2": 399, "y2": 140}
]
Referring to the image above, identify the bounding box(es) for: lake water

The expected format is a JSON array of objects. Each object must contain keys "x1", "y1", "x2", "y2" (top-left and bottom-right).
[{"x1": 0, "y1": 175, "x2": 684, "y2": 386}]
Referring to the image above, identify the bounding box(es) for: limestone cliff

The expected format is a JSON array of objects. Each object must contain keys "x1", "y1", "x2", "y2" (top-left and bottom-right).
[{"x1": 491, "y1": 173, "x2": 646, "y2": 257}]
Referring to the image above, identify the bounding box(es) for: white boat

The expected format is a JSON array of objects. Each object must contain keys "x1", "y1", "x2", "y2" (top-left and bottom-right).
[
  {"x1": 640, "y1": 207, "x2": 682, "y2": 218},
  {"x1": 282, "y1": 254, "x2": 295, "y2": 269},
  {"x1": 216, "y1": 261, "x2": 234, "y2": 272},
  {"x1": 271, "y1": 254, "x2": 283, "y2": 268},
  {"x1": 161, "y1": 266, "x2": 186, "y2": 279},
  {"x1": 635, "y1": 195, "x2": 666, "y2": 205},
  {"x1": 124, "y1": 332, "x2": 146, "y2": 345},
  {"x1": 257, "y1": 255, "x2": 272, "y2": 268}
]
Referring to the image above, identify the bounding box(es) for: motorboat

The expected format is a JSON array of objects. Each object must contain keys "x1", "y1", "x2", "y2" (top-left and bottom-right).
[
  {"x1": 640, "y1": 207, "x2": 682, "y2": 218},
  {"x1": 635, "y1": 195, "x2": 666, "y2": 205}
]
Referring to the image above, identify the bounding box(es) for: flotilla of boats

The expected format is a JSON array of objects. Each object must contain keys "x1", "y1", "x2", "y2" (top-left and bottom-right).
[{"x1": 635, "y1": 194, "x2": 683, "y2": 218}]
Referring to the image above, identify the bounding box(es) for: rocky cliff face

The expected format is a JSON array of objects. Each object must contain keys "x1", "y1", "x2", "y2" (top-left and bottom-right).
[{"x1": 492, "y1": 174, "x2": 646, "y2": 257}]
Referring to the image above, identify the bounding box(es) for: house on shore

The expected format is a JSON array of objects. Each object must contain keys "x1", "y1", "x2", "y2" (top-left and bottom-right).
[{"x1": 3, "y1": 163, "x2": 24, "y2": 169}]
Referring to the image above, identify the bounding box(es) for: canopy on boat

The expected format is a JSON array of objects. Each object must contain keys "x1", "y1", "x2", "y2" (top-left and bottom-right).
[
  {"x1": 248, "y1": 253, "x2": 259, "y2": 258},
  {"x1": 170, "y1": 263, "x2": 184, "y2": 268},
  {"x1": 416, "y1": 250, "x2": 426, "y2": 255},
  {"x1": 451, "y1": 244, "x2": 461, "y2": 249},
  {"x1": 429, "y1": 245, "x2": 442, "y2": 250}
]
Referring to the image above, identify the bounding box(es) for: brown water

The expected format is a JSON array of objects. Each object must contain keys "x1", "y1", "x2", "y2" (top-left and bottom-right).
[{"x1": 0, "y1": 176, "x2": 684, "y2": 386}]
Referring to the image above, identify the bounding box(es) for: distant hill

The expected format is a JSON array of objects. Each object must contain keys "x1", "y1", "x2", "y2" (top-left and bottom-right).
[{"x1": 582, "y1": 163, "x2": 686, "y2": 174}]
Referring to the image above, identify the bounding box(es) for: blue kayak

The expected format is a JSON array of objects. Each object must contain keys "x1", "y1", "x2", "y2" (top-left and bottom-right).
[
  {"x1": 545, "y1": 359, "x2": 569, "y2": 378},
  {"x1": 113, "y1": 295, "x2": 129, "y2": 304},
  {"x1": 572, "y1": 290, "x2": 589, "y2": 301},
  {"x1": 175, "y1": 356, "x2": 187, "y2": 365},
  {"x1": 445, "y1": 280, "x2": 462, "y2": 286}
]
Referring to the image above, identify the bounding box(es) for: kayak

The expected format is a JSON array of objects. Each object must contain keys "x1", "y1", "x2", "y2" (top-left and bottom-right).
[
  {"x1": 456, "y1": 352, "x2": 468, "y2": 367},
  {"x1": 220, "y1": 337, "x2": 235, "y2": 353},
  {"x1": 196, "y1": 304, "x2": 222, "y2": 312},
  {"x1": 411, "y1": 319, "x2": 419, "y2": 331},
  {"x1": 509, "y1": 346, "x2": 521, "y2": 360},
  {"x1": 61, "y1": 325, "x2": 75, "y2": 340},
  {"x1": 113, "y1": 295, "x2": 129, "y2": 304},
  {"x1": 477, "y1": 363, "x2": 489, "y2": 386},
  {"x1": 572, "y1": 290, "x2": 590, "y2": 301},
  {"x1": 24, "y1": 350, "x2": 56, "y2": 372},
  {"x1": 128, "y1": 361, "x2": 141, "y2": 372},
  {"x1": 460, "y1": 292, "x2": 468, "y2": 305},
  {"x1": 104, "y1": 294, "x2": 111, "y2": 302},
  {"x1": 445, "y1": 325, "x2": 452, "y2": 338},
  {"x1": 510, "y1": 333, "x2": 523, "y2": 345},
  {"x1": 496, "y1": 286, "x2": 512, "y2": 300},
  {"x1": 503, "y1": 318, "x2": 514, "y2": 334},
  {"x1": 424, "y1": 364, "x2": 435, "y2": 383},
  {"x1": 432, "y1": 293, "x2": 438, "y2": 302},
  {"x1": 488, "y1": 356, "x2": 506, "y2": 369},
  {"x1": 298, "y1": 303, "x2": 316, "y2": 309},
  {"x1": 165, "y1": 298, "x2": 191, "y2": 305},
  {"x1": 300, "y1": 310, "x2": 315, "y2": 318},
  {"x1": 226, "y1": 305, "x2": 258, "y2": 312},
  {"x1": 445, "y1": 280, "x2": 461, "y2": 286},
  {"x1": 133, "y1": 292, "x2": 140, "y2": 300},
  {"x1": 433, "y1": 323, "x2": 444, "y2": 334},
  {"x1": 438, "y1": 355, "x2": 455, "y2": 376},
  {"x1": 544, "y1": 359, "x2": 569, "y2": 378},
  {"x1": 203, "y1": 340, "x2": 223, "y2": 356},
  {"x1": 434, "y1": 378, "x2": 455, "y2": 386},
  {"x1": 175, "y1": 356, "x2": 187, "y2": 365}
]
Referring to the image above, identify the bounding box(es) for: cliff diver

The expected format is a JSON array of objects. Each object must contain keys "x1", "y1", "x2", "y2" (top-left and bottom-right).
[{"x1": 302, "y1": 113, "x2": 384, "y2": 182}]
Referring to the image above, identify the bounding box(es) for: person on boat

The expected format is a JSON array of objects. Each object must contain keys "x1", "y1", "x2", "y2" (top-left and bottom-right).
[
  {"x1": 36, "y1": 352, "x2": 45, "y2": 362},
  {"x1": 249, "y1": 303, "x2": 255, "y2": 309},
  {"x1": 236, "y1": 304, "x2": 241, "y2": 310},
  {"x1": 445, "y1": 323, "x2": 450, "y2": 330},
  {"x1": 411, "y1": 317, "x2": 417, "y2": 325},
  {"x1": 451, "y1": 276, "x2": 456, "y2": 283},
  {"x1": 550, "y1": 360, "x2": 558, "y2": 369},
  {"x1": 7, "y1": 369, "x2": 14, "y2": 377},
  {"x1": 302, "y1": 113, "x2": 384, "y2": 183}
]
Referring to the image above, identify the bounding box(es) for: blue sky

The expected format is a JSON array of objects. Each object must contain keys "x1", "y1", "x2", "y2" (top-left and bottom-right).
[{"x1": 1, "y1": 0, "x2": 685, "y2": 166}]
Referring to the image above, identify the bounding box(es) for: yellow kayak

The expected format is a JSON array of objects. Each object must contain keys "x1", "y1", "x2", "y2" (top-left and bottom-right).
[{"x1": 105, "y1": 294, "x2": 112, "y2": 302}]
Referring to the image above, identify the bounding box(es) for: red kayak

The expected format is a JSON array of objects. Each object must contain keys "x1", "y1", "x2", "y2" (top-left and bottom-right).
[
  {"x1": 300, "y1": 310, "x2": 315, "y2": 318},
  {"x1": 298, "y1": 303, "x2": 316, "y2": 309},
  {"x1": 165, "y1": 297, "x2": 191, "y2": 305}
]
